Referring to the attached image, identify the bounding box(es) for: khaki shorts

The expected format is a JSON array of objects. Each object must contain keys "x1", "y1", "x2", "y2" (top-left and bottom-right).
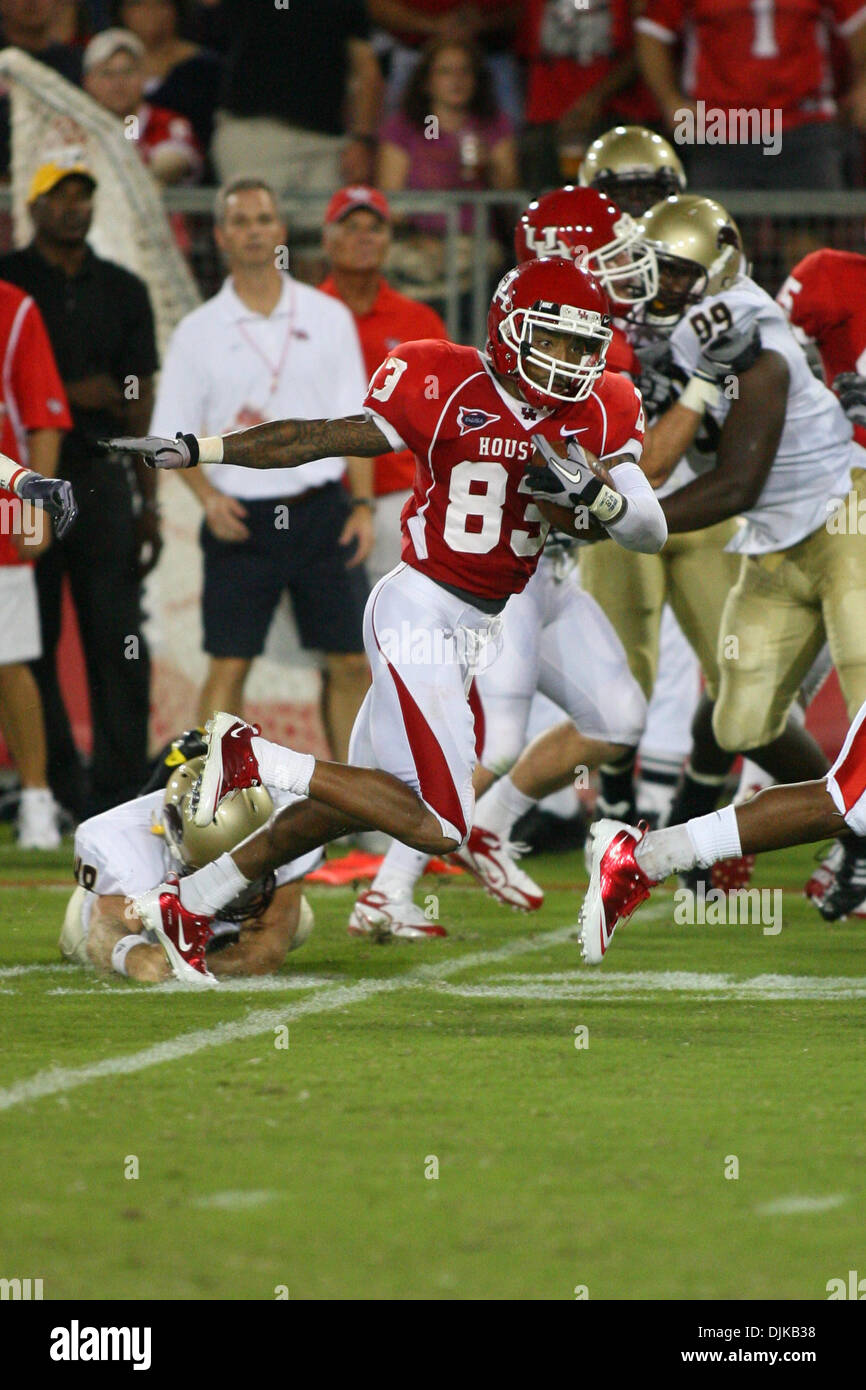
[
  {"x1": 579, "y1": 520, "x2": 739, "y2": 699},
  {"x1": 714, "y1": 472, "x2": 866, "y2": 751}
]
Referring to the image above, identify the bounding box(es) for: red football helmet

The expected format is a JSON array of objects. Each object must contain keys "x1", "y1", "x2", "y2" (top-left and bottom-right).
[
  {"x1": 487, "y1": 257, "x2": 613, "y2": 409},
  {"x1": 514, "y1": 186, "x2": 658, "y2": 308}
]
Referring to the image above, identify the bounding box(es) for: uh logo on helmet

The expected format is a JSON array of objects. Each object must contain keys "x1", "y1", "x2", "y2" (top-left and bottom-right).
[
  {"x1": 514, "y1": 186, "x2": 658, "y2": 310},
  {"x1": 487, "y1": 257, "x2": 613, "y2": 410}
]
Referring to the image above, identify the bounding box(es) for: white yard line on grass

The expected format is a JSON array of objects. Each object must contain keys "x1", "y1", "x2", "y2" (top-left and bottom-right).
[
  {"x1": 755, "y1": 1195, "x2": 848, "y2": 1216},
  {"x1": 438, "y1": 970, "x2": 866, "y2": 1002},
  {"x1": 47, "y1": 974, "x2": 342, "y2": 997},
  {"x1": 0, "y1": 963, "x2": 69, "y2": 978},
  {"x1": 0, "y1": 924, "x2": 578, "y2": 1112}
]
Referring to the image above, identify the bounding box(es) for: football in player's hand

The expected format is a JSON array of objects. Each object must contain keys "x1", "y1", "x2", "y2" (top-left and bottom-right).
[{"x1": 527, "y1": 439, "x2": 612, "y2": 538}]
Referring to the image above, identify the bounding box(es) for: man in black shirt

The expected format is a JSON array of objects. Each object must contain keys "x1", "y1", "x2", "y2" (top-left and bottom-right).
[
  {"x1": 0, "y1": 158, "x2": 160, "y2": 820},
  {"x1": 210, "y1": 0, "x2": 382, "y2": 230}
]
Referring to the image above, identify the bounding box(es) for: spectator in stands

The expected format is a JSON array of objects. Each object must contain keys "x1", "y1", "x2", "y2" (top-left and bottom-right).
[
  {"x1": 83, "y1": 28, "x2": 204, "y2": 185},
  {"x1": 0, "y1": 158, "x2": 160, "y2": 821},
  {"x1": 149, "y1": 177, "x2": 374, "y2": 760},
  {"x1": 0, "y1": 0, "x2": 84, "y2": 177},
  {"x1": 319, "y1": 185, "x2": 449, "y2": 589},
  {"x1": 0, "y1": 279, "x2": 72, "y2": 849},
  {"x1": 636, "y1": 0, "x2": 866, "y2": 189},
  {"x1": 378, "y1": 37, "x2": 518, "y2": 227},
  {"x1": 368, "y1": 1, "x2": 522, "y2": 125},
  {"x1": 377, "y1": 38, "x2": 517, "y2": 307},
  {"x1": 203, "y1": 0, "x2": 382, "y2": 232},
  {"x1": 117, "y1": 0, "x2": 223, "y2": 154},
  {"x1": 517, "y1": 0, "x2": 659, "y2": 190}
]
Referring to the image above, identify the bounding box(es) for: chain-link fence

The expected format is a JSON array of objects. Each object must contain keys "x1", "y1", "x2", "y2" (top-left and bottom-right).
[{"x1": 1, "y1": 188, "x2": 864, "y2": 345}]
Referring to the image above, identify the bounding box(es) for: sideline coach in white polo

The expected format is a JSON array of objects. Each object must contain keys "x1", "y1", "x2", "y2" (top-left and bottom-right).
[{"x1": 150, "y1": 177, "x2": 374, "y2": 759}]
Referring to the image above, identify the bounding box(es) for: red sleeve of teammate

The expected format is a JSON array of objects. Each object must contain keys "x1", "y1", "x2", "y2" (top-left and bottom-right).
[
  {"x1": 778, "y1": 251, "x2": 845, "y2": 341},
  {"x1": 636, "y1": 0, "x2": 685, "y2": 40},
  {"x1": 10, "y1": 298, "x2": 72, "y2": 435},
  {"x1": 364, "y1": 339, "x2": 460, "y2": 458},
  {"x1": 595, "y1": 372, "x2": 646, "y2": 465},
  {"x1": 831, "y1": 0, "x2": 866, "y2": 33}
]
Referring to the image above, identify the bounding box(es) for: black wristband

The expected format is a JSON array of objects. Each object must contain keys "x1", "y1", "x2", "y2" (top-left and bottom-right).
[
  {"x1": 350, "y1": 496, "x2": 375, "y2": 510},
  {"x1": 176, "y1": 431, "x2": 200, "y2": 467}
]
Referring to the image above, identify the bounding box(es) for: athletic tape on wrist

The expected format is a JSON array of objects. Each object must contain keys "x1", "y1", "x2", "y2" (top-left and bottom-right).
[{"x1": 589, "y1": 483, "x2": 624, "y2": 523}]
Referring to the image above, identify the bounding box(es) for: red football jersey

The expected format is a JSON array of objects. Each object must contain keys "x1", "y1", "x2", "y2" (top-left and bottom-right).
[
  {"x1": 364, "y1": 340, "x2": 645, "y2": 601},
  {"x1": 637, "y1": 0, "x2": 865, "y2": 127},
  {"x1": 520, "y1": 0, "x2": 658, "y2": 125},
  {"x1": 319, "y1": 275, "x2": 448, "y2": 494},
  {"x1": 607, "y1": 323, "x2": 641, "y2": 376},
  {"x1": 136, "y1": 103, "x2": 203, "y2": 181},
  {"x1": 778, "y1": 249, "x2": 866, "y2": 446},
  {"x1": 0, "y1": 283, "x2": 72, "y2": 568}
]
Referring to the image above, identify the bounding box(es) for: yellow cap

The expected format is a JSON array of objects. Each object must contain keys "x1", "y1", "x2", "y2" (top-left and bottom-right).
[{"x1": 28, "y1": 157, "x2": 97, "y2": 204}]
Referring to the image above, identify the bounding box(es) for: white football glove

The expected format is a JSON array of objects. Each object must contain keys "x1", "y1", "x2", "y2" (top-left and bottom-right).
[
  {"x1": 528, "y1": 434, "x2": 624, "y2": 523},
  {"x1": 100, "y1": 433, "x2": 199, "y2": 469}
]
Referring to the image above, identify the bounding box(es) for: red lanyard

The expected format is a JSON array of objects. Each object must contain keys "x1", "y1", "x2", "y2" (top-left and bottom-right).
[{"x1": 235, "y1": 281, "x2": 296, "y2": 399}]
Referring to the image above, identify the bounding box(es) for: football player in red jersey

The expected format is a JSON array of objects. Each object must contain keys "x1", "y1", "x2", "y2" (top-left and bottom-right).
[
  {"x1": 347, "y1": 186, "x2": 660, "y2": 938},
  {"x1": 108, "y1": 258, "x2": 667, "y2": 977},
  {"x1": 778, "y1": 249, "x2": 866, "y2": 449}
]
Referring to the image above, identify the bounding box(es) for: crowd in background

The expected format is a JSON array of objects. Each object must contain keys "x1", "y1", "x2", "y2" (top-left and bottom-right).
[
  {"x1": 1, "y1": 0, "x2": 865, "y2": 205},
  {"x1": 1, "y1": 0, "x2": 866, "y2": 845}
]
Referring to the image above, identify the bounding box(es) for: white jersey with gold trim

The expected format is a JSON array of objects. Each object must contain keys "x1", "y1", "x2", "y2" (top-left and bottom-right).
[
  {"x1": 72, "y1": 788, "x2": 321, "y2": 942},
  {"x1": 669, "y1": 274, "x2": 855, "y2": 554}
]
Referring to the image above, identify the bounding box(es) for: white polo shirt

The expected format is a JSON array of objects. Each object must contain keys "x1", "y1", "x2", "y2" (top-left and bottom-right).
[{"x1": 150, "y1": 274, "x2": 368, "y2": 499}]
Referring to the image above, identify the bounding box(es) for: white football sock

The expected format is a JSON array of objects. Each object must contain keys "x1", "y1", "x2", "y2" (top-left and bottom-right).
[
  {"x1": 251, "y1": 736, "x2": 315, "y2": 796},
  {"x1": 686, "y1": 804, "x2": 743, "y2": 868},
  {"x1": 635, "y1": 822, "x2": 695, "y2": 881},
  {"x1": 474, "y1": 775, "x2": 535, "y2": 841},
  {"x1": 372, "y1": 840, "x2": 429, "y2": 899},
  {"x1": 111, "y1": 934, "x2": 145, "y2": 977},
  {"x1": 179, "y1": 853, "x2": 250, "y2": 917}
]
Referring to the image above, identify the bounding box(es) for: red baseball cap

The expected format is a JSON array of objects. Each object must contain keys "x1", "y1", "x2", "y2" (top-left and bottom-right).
[{"x1": 325, "y1": 185, "x2": 392, "y2": 225}]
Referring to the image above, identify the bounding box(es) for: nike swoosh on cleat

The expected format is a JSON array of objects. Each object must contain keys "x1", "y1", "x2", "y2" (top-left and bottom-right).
[{"x1": 176, "y1": 921, "x2": 193, "y2": 953}]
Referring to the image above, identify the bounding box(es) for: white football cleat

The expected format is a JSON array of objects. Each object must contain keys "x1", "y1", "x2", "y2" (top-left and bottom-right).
[
  {"x1": 452, "y1": 826, "x2": 543, "y2": 911},
  {"x1": 579, "y1": 818, "x2": 653, "y2": 965},
  {"x1": 134, "y1": 873, "x2": 218, "y2": 987},
  {"x1": 193, "y1": 712, "x2": 262, "y2": 825},
  {"x1": 348, "y1": 889, "x2": 447, "y2": 942},
  {"x1": 17, "y1": 788, "x2": 61, "y2": 850}
]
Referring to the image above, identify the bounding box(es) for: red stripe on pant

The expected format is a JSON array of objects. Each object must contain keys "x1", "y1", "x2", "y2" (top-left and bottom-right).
[
  {"x1": 468, "y1": 678, "x2": 485, "y2": 762},
  {"x1": 834, "y1": 704, "x2": 866, "y2": 811},
  {"x1": 384, "y1": 657, "x2": 467, "y2": 841}
]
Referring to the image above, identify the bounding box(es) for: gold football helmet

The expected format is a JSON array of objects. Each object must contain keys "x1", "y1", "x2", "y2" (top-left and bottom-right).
[
  {"x1": 579, "y1": 126, "x2": 686, "y2": 217},
  {"x1": 161, "y1": 756, "x2": 274, "y2": 870},
  {"x1": 637, "y1": 194, "x2": 743, "y2": 330}
]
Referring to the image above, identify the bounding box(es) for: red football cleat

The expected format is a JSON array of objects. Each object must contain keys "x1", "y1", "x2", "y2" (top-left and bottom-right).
[
  {"x1": 452, "y1": 825, "x2": 544, "y2": 911},
  {"x1": 193, "y1": 711, "x2": 262, "y2": 826},
  {"x1": 579, "y1": 819, "x2": 654, "y2": 964},
  {"x1": 347, "y1": 889, "x2": 448, "y2": 941},
  {"x1": 134, "y1": 873, "x2": 217, "y2": 987}
]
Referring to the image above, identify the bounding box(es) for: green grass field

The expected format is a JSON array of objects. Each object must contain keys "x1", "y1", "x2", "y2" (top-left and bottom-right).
[{"x1": 1, "y1": 827, "x2": 864, "y2": 1302}]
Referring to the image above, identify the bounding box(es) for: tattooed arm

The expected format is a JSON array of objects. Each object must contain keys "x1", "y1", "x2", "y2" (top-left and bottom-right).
[{"x1": 102, "y1": 414, "x2": 389, "y2": 470}]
